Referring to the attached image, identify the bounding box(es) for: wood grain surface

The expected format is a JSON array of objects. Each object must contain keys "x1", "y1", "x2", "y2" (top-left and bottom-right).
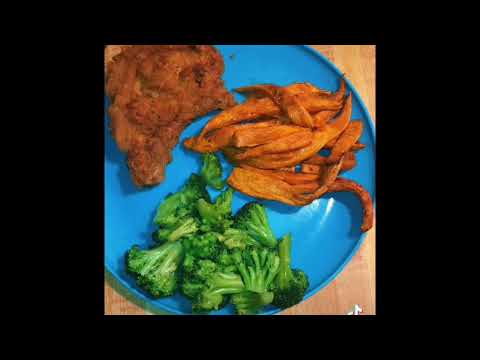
[{"x1": 104, "y1": 45, "x2": 376, "y2": 315}]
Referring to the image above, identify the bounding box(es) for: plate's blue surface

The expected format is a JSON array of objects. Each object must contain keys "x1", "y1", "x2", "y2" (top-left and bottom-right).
[{"x1": 105, "y1": 45, "x2": 375, "y2": 315}]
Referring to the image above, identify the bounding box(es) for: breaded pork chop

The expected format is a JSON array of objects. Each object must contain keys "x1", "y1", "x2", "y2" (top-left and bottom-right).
[{"x1": 105, "y1": 45, "x2": 235, "y2": 187}]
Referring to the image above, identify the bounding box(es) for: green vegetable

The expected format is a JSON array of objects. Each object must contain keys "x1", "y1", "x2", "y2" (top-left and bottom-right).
[
  {"x1": 197, "y1": 188, "x2": 234, "y2": 232},
  {"x1": 200, "y1": 153, "x2": 225, "y2": 190},
  {"x1": 217, "y1": 228, "x2": 258, "y2": 250},
  {"x1": 271, "y1": 234, "x2": 310, "y2": 309},
  {"x1": 233, "y1": 247, "x2": 280, "y2": 293},
  {"x1": 234, "y1": 202, "x2": 277, "y2": 248},
  {"x1": 154, "y1": 217, "x2": 199, "y2": 243},
  {"x1": 126, "y1": 242, "x2": 184, "y2": 298},
  {"x1": 232, "y1": 291, "x2": 274, "y2": 315},
  {"x1": 192, "y1": 271, "x2": 245, "y2": 312},
  {"x1": 183, "y1": 233, "x2": 221, "y2": 260},
  {"x1": 154, "y1": 174, "x2": 210, "y2": 227}
]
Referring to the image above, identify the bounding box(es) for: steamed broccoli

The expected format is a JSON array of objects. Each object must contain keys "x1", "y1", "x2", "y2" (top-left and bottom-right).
[
  {"x1": 197, "y1": 188, "x2": 234, "y2": 232},
  {"x1": 233, "y1": 247, "x2": 280, "y2": 293},
  {"x1": 234, "y1": 202, "x2": 277, "y2": 248},
  {"x1": 232, "y1": 291, "x2": 274, "y2": 315},
  {"x1": 154, "y1": 174, "x2": 210, "y2": 227},
  {"x1": 183, "y1": 232, "x2": 221, "y2": 260},
  {"x1": 126, "y1": 242, "x2": 184, "y2": 298},
  {"x1": 217, "y1": 228, "x2": 258, "y2": 250},
  {"x1": 200, "y1": 153, "x2": 225, "y2": 190},
  {"x1": 271, "y1": 233, "x2": 310, "y2": 309},
  {"x1": 180, "y1": 258, "x2": 218, "y2": 299},
  {"x1": 192, "y1": 271, "x2": 245, "y2": 312},
  {"x1": 154, "y1": 217, "x2": 199, "y2": 243}
]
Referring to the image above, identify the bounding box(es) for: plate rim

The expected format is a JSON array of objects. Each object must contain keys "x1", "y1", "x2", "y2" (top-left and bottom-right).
[{"x1": 105, "y1": 44, "x2": 376, "y2": 315}]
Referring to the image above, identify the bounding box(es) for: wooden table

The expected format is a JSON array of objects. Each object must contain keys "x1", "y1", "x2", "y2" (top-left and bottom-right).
[{"x1": 105, "y1": 45, "x2": 376, "y2": 315}]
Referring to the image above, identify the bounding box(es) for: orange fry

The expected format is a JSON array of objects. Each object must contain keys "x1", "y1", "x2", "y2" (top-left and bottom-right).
[
  {"x1": 241, "y1": 94, "x2": 352, "y2": 169},
  {"x1": 326, "y1": 120, "x2": 364, "y2": 164},
  {"x1": 239, "y1": 164, "x2": 320, "y2": 184},
  {"x1": 232, "y1": 124, "x2": 305, "y2": 148},
  {"x1": 312, "y1": 110, "x2": 338, "y2": 129},
  {"x1": 234, "y1": 130, "x2": 313, "y2": 160},
  {"x1": 326, "y1": 177, "x2": 374, "y2": 232},
  {"x1": 227, "y1": 167, "x2": 309, "y2": 206},
  {"x1": 184, "y1": 120, "x2": 280, "y2": 153},
  {"x1": 200, "y1": 84, "x2": 345, "y2": 138},
  {"x1": 301, "y1": 164, "x2": 323, "y2": 175},
  {"x1": 236, "y1": 84, "x2": 315, "y2": 128}
]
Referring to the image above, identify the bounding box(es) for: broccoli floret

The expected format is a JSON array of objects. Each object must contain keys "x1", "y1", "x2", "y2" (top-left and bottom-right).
[
  {"x1": 126, "y1": 242, "x2": 184, "y2": 298},
  {"x1": 183, "y1": 233, "x2": 221, "y2": 260},
  {"x1": 197, "y1": 188, "x2": 234, "y2": 232},
  {"x1": 234, "y1": 202, "x2": 277, "y2": 248},
  {"x1": 200, "y1": 153, "x2": 225, "y2": 190},
  {"x1": 232, "y1": 291, "x2": 274, "y2": 315},
  {"x1": 154, "y1": 217, "x2": 199, "y2": 243},
  {"x1": 154, "y1": 174, "x2": 210, "y2": 227},
  {"x1": 271, "y1": 233, "x2": 310, "y2": 309},
  {"x1": 192, "y1": 271, "x2": 245, "y2": 313},
  {"x1": 233, "y1": 247, "x2": 280, "y2": 294},
  {"x1": 217, "y1": 228, "x2": 258, "y2": 250},
  {"x1": 180, "y1": 258, "x2": 218, "y2": 299}
]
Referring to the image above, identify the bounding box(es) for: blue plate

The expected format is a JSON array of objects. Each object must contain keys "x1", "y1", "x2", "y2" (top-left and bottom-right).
[{"x1": 105, "y1": 45, "x2": 375, "y2": 315}]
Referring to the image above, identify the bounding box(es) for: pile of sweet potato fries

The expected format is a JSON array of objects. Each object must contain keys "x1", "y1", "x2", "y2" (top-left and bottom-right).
[{"x1": 184, "y1": 78, "x2": 373, "y2": 232}]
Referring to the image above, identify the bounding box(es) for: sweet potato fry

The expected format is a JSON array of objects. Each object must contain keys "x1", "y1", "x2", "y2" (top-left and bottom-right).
[
  {"x1": 236, "y1": 84, "x2": 315, "y2": 128},
  {"x1": 296, "y1": 157, "x2": 345, "y2": 203},
  {"x1": 290, "y1": 182, "x2": 321, "y2": 194},
  {"x1": 313, "y1": 110, "x2": 338, "y2": 129},
  {"x1": 199, "y1": 86, "x2": 345, "y2": 138},
  {"x1": 184, "y1": 120, "x2": 280, "y2": 153},
  {"x1": 341, "y1": 151, "x2": 357, "y2": 172},
  {"x1": 227, "y1": 167, "x2": 310, "y2": 206},
  {"x1": 326, "y1": 177, "x2": 374, "y2": 232},
  {"x1": 232, "y1": 124, "x2": 306, "y2": 148},
  {"x1": 279, "y1": 167, "x2": 296, "y2": 172},
  {"x1": 301, "y1": 164, "x2": 323, "y2": 175},
  {"x1": 239, "y1": 164, "x2": 320, "y2": 184},
  {"x1": 326, "y1": 121, "x2": 364, "y2": 164},
  {"x1": 234, "y1": 130, "x2": 313, "y2": 160},
  {"x1": 302, "y1": 151, "x2": 356, "y2": 172},
  {"x1": 241, "y1": 94, "x2": 352, "y2": 169},
  {"x1": 303, "y1": 154, "x2": 328, "y2": 165}
]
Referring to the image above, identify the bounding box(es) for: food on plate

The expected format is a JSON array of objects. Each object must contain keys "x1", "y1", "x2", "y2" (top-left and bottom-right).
[
  {"x1": 185, "y1": 120, "x2": 281, "y2": 153},
  {"x1": 227, "y1": 167, "x2": 312, "y2": 206},
  {"x1": 234, "y1": 202, "x2": 278, "y2": 248},
  {"x1": 126, "y1": 241, "x2": 184, "y2": 297},
  {"x1": 200, "y1": 153, "x2": 225, "y2": 190},
  {"x1": 302, "y1": 151, "x2": 356, "y2": 174},
  {"x1": 105, "y1": 45, "x2": 235, "y2": 187},
  {"x1": 271, "y1": 234, "x2": 309, "y2": 309},
  {"x1": 239, "y1": 165, "x2": 320, "y2": 184},
  {"x1": 235, "y1": 84, "x2": 316, "y2": 128},
  {"x1": 183, "y1": 77, "x2": 373, "y2": 232},
  {"x1": 326, "y1": 120, "x2": 364, "y2": 164},
  {"x1": 232, "y1": 124, "x2": 305, "y2": 148},
  {"x1": 238, "y1": 94, "x2": 352, "y2": 169},
  {"x1": 312, "y1": 109, "x2": 338, "y2": 129},
  {"x1": 233, "y1": 129, "x2": 313, "y2": 160},
  {"x1": 196, "y1": 81, "x2": 345, "y2": 139},
  {"x1": 326, "y1": 177, "x2": 374, "y2": 232},
  {"x1": 125, "y1": 154, "x2": 310, "y2": 314}
]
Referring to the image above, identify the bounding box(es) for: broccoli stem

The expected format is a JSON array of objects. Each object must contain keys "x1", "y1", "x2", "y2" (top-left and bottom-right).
[
  {"x1": 167, "y1": 218, "x2": 198, "y2": 242},
  {"x1": 277, "y1": 233, "x2": 294, "y2": 289}
]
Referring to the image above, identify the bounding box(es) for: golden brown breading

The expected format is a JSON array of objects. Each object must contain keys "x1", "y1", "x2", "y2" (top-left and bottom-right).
[{"x1": 105, "y1": 45, "x2": 235, "y2": 187}]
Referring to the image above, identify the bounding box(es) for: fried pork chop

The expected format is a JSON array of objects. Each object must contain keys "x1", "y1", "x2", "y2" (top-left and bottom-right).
[{"x1": 105, "y1": 45, "x2": 235, "y2": 187}]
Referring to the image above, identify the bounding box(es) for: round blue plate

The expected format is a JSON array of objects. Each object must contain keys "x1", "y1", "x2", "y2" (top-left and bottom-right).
[{"x1": 105, "y1": 45, "x2": 375, "y2": 315}]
